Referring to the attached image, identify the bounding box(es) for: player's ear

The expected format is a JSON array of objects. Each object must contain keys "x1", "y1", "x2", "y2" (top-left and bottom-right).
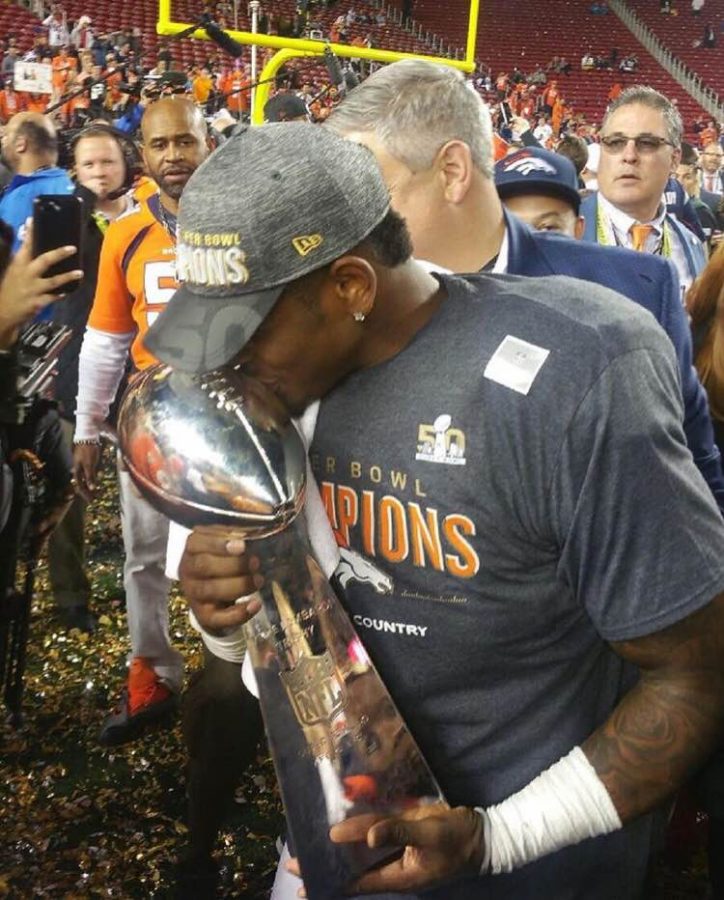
[{"x1": 327, "y1": 254, "x2": 377, "y2": 322}]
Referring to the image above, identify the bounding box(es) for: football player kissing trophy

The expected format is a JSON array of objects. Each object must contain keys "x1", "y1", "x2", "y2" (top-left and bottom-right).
[{"x1": 115, "y1": 362, "x2": 445, "y2": 900}]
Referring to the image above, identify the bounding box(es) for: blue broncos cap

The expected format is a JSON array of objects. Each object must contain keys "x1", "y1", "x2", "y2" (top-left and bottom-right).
[{"x1": 495, "y1": 147, "x2": 581, "y2": 214}]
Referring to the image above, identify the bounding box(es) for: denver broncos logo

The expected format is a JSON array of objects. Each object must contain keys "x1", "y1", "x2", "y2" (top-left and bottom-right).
[
  {"x1": 504, "y1": 156, "x2": 557, "y2": 176},
  {"x1": 336, "y1": 547, "x2": 393, "y2": 594}
]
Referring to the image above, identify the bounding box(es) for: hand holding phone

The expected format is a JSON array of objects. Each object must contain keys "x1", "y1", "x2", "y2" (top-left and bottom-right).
[
  {"x1": 32, "y1": 194, "x2": 85, "y2": 295},
  {"x1": 0, "y1": 223, "x2": 82, "y2": 347}
]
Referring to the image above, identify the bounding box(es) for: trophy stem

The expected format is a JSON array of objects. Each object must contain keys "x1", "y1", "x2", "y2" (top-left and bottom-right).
[{"x1": 244, "y1": 518, "x2": 445, "y2": 900}]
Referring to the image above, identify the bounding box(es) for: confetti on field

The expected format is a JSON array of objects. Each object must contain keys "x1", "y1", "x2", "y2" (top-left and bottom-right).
[
  {"x1": 0, "y1": 460, "x2": 284, "y2": 898},
  {"x1": 0, "y1": 458, "x2": 709, "y2": 898}
]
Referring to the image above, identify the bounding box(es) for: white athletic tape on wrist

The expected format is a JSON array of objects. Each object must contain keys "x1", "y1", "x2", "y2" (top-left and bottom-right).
[
  {"x1": 475, "y1": 746, "x2": 622, "y2": 875},
  {"x1": 188, "y1": 606, "x2": 249, "y2": 664}
]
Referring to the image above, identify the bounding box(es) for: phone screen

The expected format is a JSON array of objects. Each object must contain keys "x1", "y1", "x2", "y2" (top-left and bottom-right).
[{"x1": 32, "y1": 194, "x2": 84, "y2": 293}]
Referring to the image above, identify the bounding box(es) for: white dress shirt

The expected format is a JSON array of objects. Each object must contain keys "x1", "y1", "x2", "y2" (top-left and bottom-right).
[{"x1": 597, "y1": 192, "x2": 692, "y2": 298}]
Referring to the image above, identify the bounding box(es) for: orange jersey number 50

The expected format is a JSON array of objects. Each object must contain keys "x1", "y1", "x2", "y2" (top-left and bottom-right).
[{"x1": 144, "y1": 260, "x2": 178, "y2": 327}]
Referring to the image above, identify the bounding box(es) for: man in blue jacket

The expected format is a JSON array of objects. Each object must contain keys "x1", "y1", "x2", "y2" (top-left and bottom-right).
[
  {"x1": 0, "y1": 111, "x2": 73, "y2": 252},
  {"x1": 325, "y1": 60, "x2": 724, "y2": 513},
  {"x1": 580, "y1": 86, "x2": 706, "y2": 299},
  {"x1": 493, "y1": 145, "x2": 724, "y2": 504}
]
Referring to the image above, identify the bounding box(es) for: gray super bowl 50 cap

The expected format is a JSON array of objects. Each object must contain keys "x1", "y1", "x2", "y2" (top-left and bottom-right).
[{"x1": 143, "y1": 122, "x2": 391, "y2": 374}]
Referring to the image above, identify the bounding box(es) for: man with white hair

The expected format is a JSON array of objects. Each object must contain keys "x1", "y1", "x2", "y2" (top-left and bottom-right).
[{"x1": 324, "y1": 59, "x2": 724, "y2": 510}]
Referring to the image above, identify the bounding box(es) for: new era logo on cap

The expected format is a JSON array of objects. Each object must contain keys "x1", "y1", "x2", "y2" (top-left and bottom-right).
[{"x1": 292, "y1": 234, "x2": 324, "y2": 257}]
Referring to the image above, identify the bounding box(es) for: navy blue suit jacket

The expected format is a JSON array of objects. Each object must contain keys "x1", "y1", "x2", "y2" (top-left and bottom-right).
[
  {"x1": 700, "y1": 188, "x2": 723, "y2": 231},
  {"x1": 580, "y1": 192, "x2": 707, "y2": 283},
  {"x1": 504, "y1": 210, "x2": 724, "y2": 511}
]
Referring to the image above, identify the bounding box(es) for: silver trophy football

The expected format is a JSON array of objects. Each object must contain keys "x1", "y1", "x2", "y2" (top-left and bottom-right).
[{"x1": 116, "y1": 363, "x2": 445, "y2": 900}]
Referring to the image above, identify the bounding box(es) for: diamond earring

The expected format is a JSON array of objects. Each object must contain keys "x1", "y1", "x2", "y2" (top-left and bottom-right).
[{"x1": 353, "y1": 312, "x2": 366, "y2": 322}]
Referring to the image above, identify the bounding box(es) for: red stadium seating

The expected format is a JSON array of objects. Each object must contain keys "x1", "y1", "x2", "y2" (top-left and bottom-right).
[
  {"x1": 0, "y1": 3, "x2": 52, "y2": 50},
  {"x1": 2, "y1": 0, "x2": 713, "y2": 128},
  {"x1": 389, "y1": 0, "x2": 712, "y2": 127},
  {"x1": 621, "y1": 0, "x2": 724, "y2": 97},
  {"x1": 0, "y1": 0, "x2": 443, "y2": 81}
]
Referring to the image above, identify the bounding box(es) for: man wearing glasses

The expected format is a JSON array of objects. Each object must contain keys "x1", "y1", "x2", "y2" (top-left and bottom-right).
[
  {"x1": 581, "y1": 86, "x2": 706, "y2": 295},
  {"x1": 321, "y1": 61, "x2": 724, "y2": 510},
  {"x1": 700, "y1": 141, "x2": 723, "y2": 196},
  {"x1": 675, "y1": 142, "x2": 722, "y2": 249}
]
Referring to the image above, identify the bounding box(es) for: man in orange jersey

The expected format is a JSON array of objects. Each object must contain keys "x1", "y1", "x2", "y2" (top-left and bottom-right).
[{"x1": 73, "y1": 97, "x2": 211, "y2": 745}]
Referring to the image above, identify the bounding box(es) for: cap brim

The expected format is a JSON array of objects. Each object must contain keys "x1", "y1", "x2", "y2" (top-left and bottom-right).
[
  {"x1": 143, "y1": 282, "x2": 284, "y2": 374},
  {"x1": 497, "y1": 180, "x2": 581, "y2": 215}
]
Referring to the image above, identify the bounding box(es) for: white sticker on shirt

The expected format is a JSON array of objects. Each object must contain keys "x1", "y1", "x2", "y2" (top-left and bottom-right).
[{"x1": 484, "y1": 335, "x2": 550, "y2": 396}]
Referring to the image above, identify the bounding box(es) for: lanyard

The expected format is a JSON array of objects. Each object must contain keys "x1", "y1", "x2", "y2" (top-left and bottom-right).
[
  {"x1": 92, "y1": 211, "x2": 109, "y2": 235},
  {"x1": 596, "y1": 204, "x2": 672, "y2": 258}
]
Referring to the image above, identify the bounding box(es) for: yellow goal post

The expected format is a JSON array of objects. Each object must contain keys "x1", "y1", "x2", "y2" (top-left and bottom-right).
[{"x1": 157, "y1": 0, "x2": 480, "y2": 123}]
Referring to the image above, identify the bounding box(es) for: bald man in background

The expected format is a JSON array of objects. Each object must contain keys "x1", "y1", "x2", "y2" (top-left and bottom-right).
[
  {"x1": 0, "y1": 111, "x2": 73, "y2": 252},
  {"x1": 74, "y1": 98, "x2": 212, "y2": 745}
]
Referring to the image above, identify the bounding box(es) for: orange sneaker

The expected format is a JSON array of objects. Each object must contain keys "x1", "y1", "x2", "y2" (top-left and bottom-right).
[
  {"x1": 127, "y1": 657, "x2": 173, "y2": 715},
  {"x1": 99, "y1": 657, "x2": 178, "y2": 746}
]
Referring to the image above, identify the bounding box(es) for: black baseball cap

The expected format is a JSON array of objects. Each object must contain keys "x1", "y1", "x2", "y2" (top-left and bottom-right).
[
  {"x1": 264, "y1": 93, "x2": 309, "y2": 123},
  {"x1": 495, "y1": 147, "x2": 581, "y2": 214}
]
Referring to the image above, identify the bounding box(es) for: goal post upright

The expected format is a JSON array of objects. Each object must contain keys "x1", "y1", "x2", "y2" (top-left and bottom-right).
[{"x1": 157, "y1": 0, "x2": 480, "y2": 123}]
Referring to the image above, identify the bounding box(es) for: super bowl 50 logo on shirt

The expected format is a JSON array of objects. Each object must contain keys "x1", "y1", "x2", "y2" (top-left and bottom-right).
[{"x1": 415, "y1": 415, "x2": 466, "y2": 466}]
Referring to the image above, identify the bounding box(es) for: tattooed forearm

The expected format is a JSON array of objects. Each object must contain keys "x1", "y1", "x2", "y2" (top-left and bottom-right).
[{"x1": 582, "y1": 594, "x2": 724, "y2": 823}]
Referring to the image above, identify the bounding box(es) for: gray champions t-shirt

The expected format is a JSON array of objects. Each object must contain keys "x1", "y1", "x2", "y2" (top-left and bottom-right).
[{"x1": 309, "y1": 272, "x2": 724, "y2": 900}]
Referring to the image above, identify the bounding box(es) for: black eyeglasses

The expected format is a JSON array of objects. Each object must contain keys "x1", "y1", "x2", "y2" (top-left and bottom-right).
[{"x1": 600, "y1": 134, "x2": 675, "y2": 154}]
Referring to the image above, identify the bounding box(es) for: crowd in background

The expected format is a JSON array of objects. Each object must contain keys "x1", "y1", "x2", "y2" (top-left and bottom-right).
[
  {"x1": 1, "y1": 0, "x2": 722, "y2": 144},
  {"x1": 2, "y1": 1, "x2": 724, "y2": 897}
]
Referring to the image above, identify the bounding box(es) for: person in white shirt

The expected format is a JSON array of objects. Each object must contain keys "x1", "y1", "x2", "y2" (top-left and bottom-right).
[
  {"x1": 42, "y1": 4, "x2": 70, "y2": 48},
  {"x1": 701, "y1": 141, "x2": 723, "y2": 195},
  {"x1": 532, "y1": 115, "x2": 553, "y2": 144}
]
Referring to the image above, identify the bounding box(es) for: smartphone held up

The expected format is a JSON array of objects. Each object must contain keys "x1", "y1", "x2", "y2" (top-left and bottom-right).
[{"x1": 32, "y1": 195, "x2": 84, "y2": 294}]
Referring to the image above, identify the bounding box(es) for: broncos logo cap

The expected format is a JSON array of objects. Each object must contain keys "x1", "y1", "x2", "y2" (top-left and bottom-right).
[
  {"x1": 144, "y1": 123, "x2": 390, "y2": 374},
  {"x1": 494, "y1": 146, "x2": 581, "y2": 214}
]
